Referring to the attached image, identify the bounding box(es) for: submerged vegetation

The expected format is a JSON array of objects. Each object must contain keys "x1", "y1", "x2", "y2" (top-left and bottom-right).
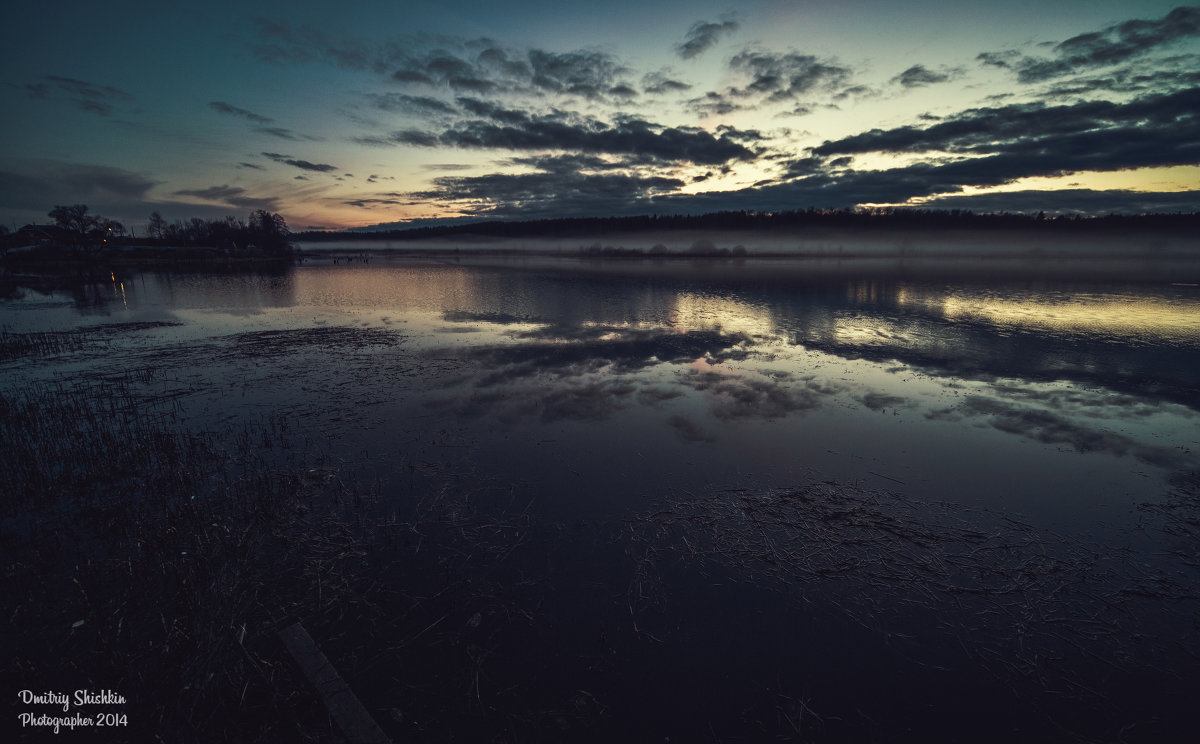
[{"x1": 0, "y1": 322, "x2": 183, "y2": 361}]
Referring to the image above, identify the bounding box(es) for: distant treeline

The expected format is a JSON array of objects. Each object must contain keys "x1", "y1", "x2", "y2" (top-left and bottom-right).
[
  {"x1": 3, "y1": 206, "x2": 295, "y2": 261},
  {"x1": 296, "y1": 208, "x2": 1200, "y2": 242}
]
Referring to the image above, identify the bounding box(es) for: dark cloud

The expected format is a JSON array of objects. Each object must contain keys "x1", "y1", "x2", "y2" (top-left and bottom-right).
[
  {"x1": 419, "y1": 163, "x2": 474, "y2": 172},
  {"x1": 686, "y1": 50, "x2": 855, "y2": 115},
  {"x1": 385, "y1": 43, "x2": 627, "y2": 99},
  {"x1": 810, "y1": 88, "x2": 1200, "y2": 182},
  {"x1": 388, "y1": 129, "x2": 442, "y2": 147},
  {"x1": 474, "y1": 44, "x2": 533, "y2": 78},
  {"x1": 504, "y1": 153, "x2": 629, "y2": 172},
  {"x1": 251, "y1": 21, "x2": 637, "y2": 103},
  {"x1": 528, "y1": 48, "x2": 630, "y2": 99},
  {"x1": 727, "y1": 51, "x2": 853, "y2": 102},
  {"x1": 423, "y1": 52, "x2": 476, "y2": 80},
  {"x1": 261, "y1": 152, "x2": 339, "y2": 172},
  {"x1": 658, "y1": 140, "x2": 1195, "y2": 213},
  {"x1": 892, "y1": 64, "x2": 954, "y2": 88},
  {"x1": 831, "y1": 84, "x2": 877, "y2": 101},
  {"x1": 208, "y1": 101, "x2": 273, "y2": 124},
  {"x1": 389, "y1": 68, "x2": 436, "y2": 85},
  {"x1": 413, "y1": 50, "x2": 499, "y2": 92},
  {"x1": 405, "y1": 87, "x2": 1196, "y2": 219},
  {"x1": 977, "y1": 50, "x2": 1021, "y2": 72},
  {"x1": 172, "y1": 184, "x2": 281, "y2": 210},
  {"x1": 676, "y1": 19, "x2": 739, "y2": 60},
  {"x1": 343, "y1": 197, "x2": 407, "y2": 208},
  {"x1": 237, "y1": 162, "x2": 266, "y2": 170},
  {"x1": 0, "y1": 162, "x2": 157, "y2": 212},
  {"x1": 454, "y1": 97, "x2": 530, "y2": 124},
  {"x1": 609, "y1": 83, "x2": 639, "y2": 99},
  {"x1": 979, "y1": 6, "x2": 1200, "y2": 83},
  {"x1": 25, "y1": 76, "x2": 133, "y2": 116},
  {"x1": 411, "y1": 168, "x2": 685, "y2": 219},
  {"x1": 714, "y1": 124, "x2": 765, "y2": 143},
  {"x1": 780, "y1": 156, "x2": 833, "y2": 178},
  {"x1": 642, "y1": 71, "x2": 693, "y2": 95},
  {"x1": 1039, "y1": 64, "x2": 1200, "y2": 96},
  {"x1": 255, "y1": 127, "x2": 321, "y2": 141},
  {"x1": 0, "y1": 161, "x2": 207, "y2": 227},
  {"x1": 349, "y1": 135, "x2": 398, "y2": 148},
  {"x1": 686, "y1": 91, "x2": 744, "y2": 116},
  {"x1": 384, "y1": 113, "x2": 756, "y2": 165},
  {"x1": 172, "y1": 185, "x2": 245, "y2": 201}
]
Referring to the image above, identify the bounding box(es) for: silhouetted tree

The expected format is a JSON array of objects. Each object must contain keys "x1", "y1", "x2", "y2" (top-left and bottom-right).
[
  {"x1": 48, "y1": 204, "x2": 113, "y2": 255},
  {"x1": 147, "y1": 211, "x2": 167, "y2": 240},
  {"x1": 49, "y1": 204, "x2": 99, "y2": 235},
  {"x1": 99, "y1": 218, "x2": 124, "y2": 238},
  {"x1": 246, "y1": 209, "x2": 291, "y2": 253}
]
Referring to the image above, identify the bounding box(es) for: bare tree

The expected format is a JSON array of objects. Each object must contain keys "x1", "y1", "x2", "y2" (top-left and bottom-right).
[{"x1": 147, "y1": 211, "x2": 167, "y2": 240}]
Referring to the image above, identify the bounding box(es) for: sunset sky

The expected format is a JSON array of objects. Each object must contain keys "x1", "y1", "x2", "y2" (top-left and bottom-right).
[{"x1": 2, "y1": 1, "x2": 1198, "y2": 231}]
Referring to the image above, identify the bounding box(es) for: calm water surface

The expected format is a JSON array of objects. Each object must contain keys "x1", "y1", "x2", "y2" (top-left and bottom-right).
[
  {"x1": 9, "y1": 256, "x2": 1196, "y2": 518},
  {"x1": 4, "y1": 253, "x2": 1199, "y2": 740}
]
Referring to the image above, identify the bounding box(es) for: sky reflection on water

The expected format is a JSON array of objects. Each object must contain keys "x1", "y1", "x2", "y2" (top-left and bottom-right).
[{"x1": 5, "y1": 257, "x2": 1198, "y2": 525}]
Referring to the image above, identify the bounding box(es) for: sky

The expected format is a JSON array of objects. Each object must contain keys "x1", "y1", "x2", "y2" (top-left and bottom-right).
[{"x1": 2, "y1": 1, "x2": 1198, "y2": 231}]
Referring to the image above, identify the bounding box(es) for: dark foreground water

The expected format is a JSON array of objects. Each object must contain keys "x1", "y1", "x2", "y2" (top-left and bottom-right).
[{"x1": 3, "y1": 252, "x2": 1199, "y2": 741}]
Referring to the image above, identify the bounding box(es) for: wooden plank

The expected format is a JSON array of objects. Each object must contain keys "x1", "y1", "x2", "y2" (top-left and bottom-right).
[{"x1": 278, "y1": 622, "x2": 393, "y2": 744}]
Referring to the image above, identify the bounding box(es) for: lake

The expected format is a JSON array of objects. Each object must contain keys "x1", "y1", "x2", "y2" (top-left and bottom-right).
[{"x1": 3, "y1": 248, "x2": 1199, "y2": 741}]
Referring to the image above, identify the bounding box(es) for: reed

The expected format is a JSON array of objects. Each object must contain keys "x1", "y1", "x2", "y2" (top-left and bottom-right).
[{"x1": 1, "y1": 375, "x2": 381, "y2": 741}]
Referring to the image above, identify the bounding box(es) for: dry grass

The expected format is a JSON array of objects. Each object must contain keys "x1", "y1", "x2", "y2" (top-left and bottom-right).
[{"x1": 0, "y1": 375, "x2": 383, "y2": 742}]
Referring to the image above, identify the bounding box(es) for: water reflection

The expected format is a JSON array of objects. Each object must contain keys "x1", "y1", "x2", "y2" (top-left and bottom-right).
[
  {"x1": 5, "y1": 257, "x2": 1197, "y2": 509},
  {"x1": 936, "y1": 291, "x2": 1200, "y2": 344},
  {"x1": 773, "y1": 279, "x2": 1200, "y2": 410},
  {"x1": 927, "y1": 393, "x2": 1190, "y2": 469},
  {"x1": 388, "y1": 259, "x2": 1197, "y2": 504},
  {"x1": 669, "y1": 291, "x2": 774, "y2": 337},
  {"x1": 459, "y1": 323, "x2": 753, "y2": 378}
]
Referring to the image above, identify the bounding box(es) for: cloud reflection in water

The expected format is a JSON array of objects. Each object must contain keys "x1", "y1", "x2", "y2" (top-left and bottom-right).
[{"x1": 416, "y1": 264, "x2": 1198, "y2": 489}]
